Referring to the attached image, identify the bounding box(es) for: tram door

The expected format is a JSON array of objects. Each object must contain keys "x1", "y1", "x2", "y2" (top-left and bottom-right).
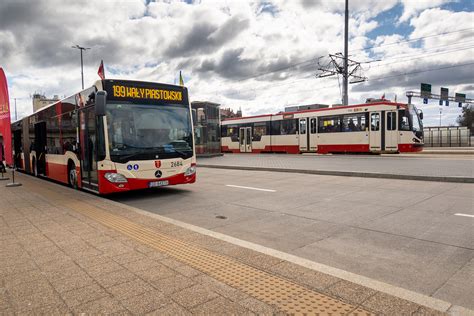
[
  {"x1": 369, "y1": 112, "x2": 382, "y2": 151},
  {"x1": 298, "y1": 118, "x2": 308, "y2": 152},
  {"x1": 385, "y1": 111, "x2": 398, "y2": 151},
  {"x1": 239, "y1": 127, "x2": 252, "y2": 153},
  {"x1": 309, "y1": 117, "x2": 318, "y2": 152}
]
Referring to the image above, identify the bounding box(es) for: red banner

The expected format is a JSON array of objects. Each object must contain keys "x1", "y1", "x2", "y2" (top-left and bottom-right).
[{"x1": 0, "y1": 68, "x2": 12, "y2": 166}]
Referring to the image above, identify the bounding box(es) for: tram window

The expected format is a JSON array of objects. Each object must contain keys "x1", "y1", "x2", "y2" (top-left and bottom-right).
[
  {"x1": 342, "y1": 114, "x2": 365, "y2": 132},
  {"x1": 272, "y1": 119, "x2": 297, "y2": 135},
  {"x1": 253, "y1": 122, "x2": 266, "y2": 141},
  {"x1": 299, "y1": 120, "x2": 306, "y2": 134},
  {"x1": 310, "y1": 118, "x2": 317, "y2": 134},
  {"x1": 387, "y1": 112, "x2": 397, "y2": 130},
  {"x1": 318, "y1": 116, "x2": 342, "y2": 133},
  {"x1": 399, "y1": 110, "x2": 410, "y2": 131},
  {"x1": 371, "y1": 113, "x2": 380, "y2": 131},
  {"x1": 225, "y1": 125, "x2": 239, "y2": 142}
]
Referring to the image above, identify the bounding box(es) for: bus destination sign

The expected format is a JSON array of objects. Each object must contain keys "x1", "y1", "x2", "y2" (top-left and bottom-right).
[{"x1": 103, "y1": 80, "x2": 187, "y2": 104}]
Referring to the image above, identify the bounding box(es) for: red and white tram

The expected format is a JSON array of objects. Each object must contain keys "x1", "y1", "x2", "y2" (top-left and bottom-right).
[{"x1": 221, "y1": 101, "x2": 423, "y2": 154}]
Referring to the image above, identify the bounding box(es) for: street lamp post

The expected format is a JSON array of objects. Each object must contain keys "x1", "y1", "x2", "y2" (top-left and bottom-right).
[{"x1": 71, "y1": 44, "x2": 91, "y2": 89}]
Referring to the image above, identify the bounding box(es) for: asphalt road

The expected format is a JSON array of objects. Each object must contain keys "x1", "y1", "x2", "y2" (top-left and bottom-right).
[
  {"x1": 110, "y1": 168, "x2": 474, "y2": 310},
  {"x1": 198, "y1": 153, "x2": 474, "y2": 179}
]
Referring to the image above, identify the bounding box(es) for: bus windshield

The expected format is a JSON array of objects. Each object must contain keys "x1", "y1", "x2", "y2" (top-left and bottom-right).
[{"x1": 106, "y1": 103, "x2": 193, "y2": 163}]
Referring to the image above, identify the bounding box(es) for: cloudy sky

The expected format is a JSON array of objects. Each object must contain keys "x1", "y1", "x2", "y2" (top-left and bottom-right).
[{"x1": 1, "y1": 0, "x2": 473, "y2": 126}]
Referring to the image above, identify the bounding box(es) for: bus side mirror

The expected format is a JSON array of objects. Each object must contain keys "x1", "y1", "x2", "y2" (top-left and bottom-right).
[
  {"x1": 419, "y1": 111, "x2": 423, "y2": 120},
  {"x1": 95, "y1": 91, "x2": 107, "y2": 116}
]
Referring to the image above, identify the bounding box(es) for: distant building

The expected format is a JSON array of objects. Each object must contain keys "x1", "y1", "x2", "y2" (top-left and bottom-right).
[
  {"x1": 284, "y1": 103, "x2": 329, "y2": 112},
  {"x1": 33, "y1": 93, "x2": 59, "y2": 113},
  {"x1": 220, "y1": 107, "x2": 242, "y2": 120}
]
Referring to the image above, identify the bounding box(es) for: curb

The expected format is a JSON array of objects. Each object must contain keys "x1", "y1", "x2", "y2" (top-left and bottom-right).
[{"x1": 198, "y1": 164, "x2": 474, "y2": 183}]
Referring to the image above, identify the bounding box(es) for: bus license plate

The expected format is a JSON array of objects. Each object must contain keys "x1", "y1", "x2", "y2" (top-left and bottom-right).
[{"x1": 149, "y1": 180, "x2": 169, "y2": 188}]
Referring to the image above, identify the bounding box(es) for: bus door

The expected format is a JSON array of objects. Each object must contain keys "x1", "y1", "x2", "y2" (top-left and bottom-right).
[
  {"x1": 13, "y1": 130, "x2": 22, "y2": 169},
  {"x1": 309, "y1": 117, "x2": 318, "y2": 152},
  {"x1": 79, "y1": 107, "x2": 99, "y2": 190},
  {"x1": 369, "y1": 112, "x2": 382, "y2": 152},
  {"x1": 239, "y1": 127, "x2": 252, "y2": 152},
  {"x1": 298, "y1": 118, "x2": 308, "y2": 152},
  {"x1": 34, "y1": 122, "x2": 47, "y2": 175},
  {"x1": 385, "y1": 111, "x2": 398, "y2": 151}
]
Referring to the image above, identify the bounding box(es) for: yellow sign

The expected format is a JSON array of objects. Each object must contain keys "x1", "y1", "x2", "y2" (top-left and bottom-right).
[{"x1": 112, "y1": 85, "x2": 183, "y2": 102}]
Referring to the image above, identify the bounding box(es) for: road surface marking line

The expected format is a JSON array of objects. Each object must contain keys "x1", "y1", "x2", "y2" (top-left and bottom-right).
[
  {"x1": 225, "y1": 184, "x2": 276, "y2": 192},
  {"x1": 454, "y1": 213, "x2": 474, "y2": 218}
]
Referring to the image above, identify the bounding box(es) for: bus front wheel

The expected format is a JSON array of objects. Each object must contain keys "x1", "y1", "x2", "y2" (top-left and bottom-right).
[{"x1": 68, "y1": 162, "x2": 78, "y2": 189}]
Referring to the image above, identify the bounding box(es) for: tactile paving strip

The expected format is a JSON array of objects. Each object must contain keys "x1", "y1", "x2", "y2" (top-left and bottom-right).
[{"x1": 48, "y1": 192, "x2": 374, "y2": 315}]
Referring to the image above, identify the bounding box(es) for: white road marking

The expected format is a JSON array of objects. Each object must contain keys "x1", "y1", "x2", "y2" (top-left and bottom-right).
[
  {"x1": 225, "y1": 184, "x2": 276, "y2": 192},
  {"x1": 454, "y1": 213, "x2": 474, "y2": 218}
]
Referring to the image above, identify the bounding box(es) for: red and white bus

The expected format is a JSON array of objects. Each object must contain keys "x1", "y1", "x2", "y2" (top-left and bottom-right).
[
  {"x1": 221, "y1": 101, "x2": 423, "y2": 154},
  {"x1": 11, "y1": 79, "x2": 196, "y2": 194}
]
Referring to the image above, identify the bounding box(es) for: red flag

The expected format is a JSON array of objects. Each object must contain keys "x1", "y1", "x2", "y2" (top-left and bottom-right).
[
  {"x1": 0, "y1": 68, "x2": 12, "y2": 166},
  {"x1": 381, "y1": 93, "x2": 385, "y2": 100},
  {"x1": 98, "y1": 60, "x2": 105, "y2": 80}
]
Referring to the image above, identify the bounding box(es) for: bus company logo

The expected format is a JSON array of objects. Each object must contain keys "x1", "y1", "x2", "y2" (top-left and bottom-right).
[
  {"x1": 127, "y1": 165, "x2": 133, "y2": 171},
  {"x1": 154, "y1": 170, "x2": 162, "y2": 178},
  {"x1": 133, "y1": 164, "x2": 139, "y2": 170},
  {"x1": 155, "y1": 160, "x2": 161, "y2": 168}
]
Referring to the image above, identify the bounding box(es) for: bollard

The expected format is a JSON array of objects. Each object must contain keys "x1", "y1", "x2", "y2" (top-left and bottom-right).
[{"x1": 6, "y1": 165, "x2": 22, "y2": 187}]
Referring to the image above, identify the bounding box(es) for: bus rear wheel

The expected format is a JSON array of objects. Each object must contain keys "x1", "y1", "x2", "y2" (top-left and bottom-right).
[{"x1": 68, "y1": 162, "x2": 78, "y2": 189}]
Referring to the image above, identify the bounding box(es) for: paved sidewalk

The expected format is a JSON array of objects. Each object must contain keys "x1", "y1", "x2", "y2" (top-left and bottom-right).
[
  {"x1": 198, "y1": 154, "x2": 474, "y2": 183},
  {"x1": 0, "y1": 173, "x2": 459, "y2": 315}
]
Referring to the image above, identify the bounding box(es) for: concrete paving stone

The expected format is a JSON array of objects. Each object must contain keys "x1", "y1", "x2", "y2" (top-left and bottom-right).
[
  {"x1": 83, "y1": 260, "x2": 124, "y2": 278},
  {"x1": 107, "y1": 278, "x2": 155, "y2": 300},
  {"x1": 74, "y1": 253, "x2": 111, "y2": 269},
  {"x1": 171, "y1": 264, "x2": 204, "y2": 278},
  {"x1": 0, "y1": 290, "x2": 11, "y2": 310},
  {"x1": 237, "y1": 253, "x2": 284, "y2": 270},
  {"x1": 32, "y1": 250, "x2": 71, "y2": 266},
  {"x1": 72, "y1": 295, "x2": 127, "y2": 315},
  {"x1": 170, "y1": 284, "x2": 220, "y2": 308},
  {"x1": 41, "y1": 263, "x2": 86, "y2": 281},
  {"x1": 193, "y1": 274, "x2": 249, "y2": 302},
  {"x1": 190, "y1": 296, "x2": 254, "y2": 315},
  {"x1": 94, "y1": 240, "x2": 133, "y2": 256},
  {"x1": 325, "y1": 280, "x2": 377, "y2": 305},
  {"x1": 18, "y1": 302, "x2": 71, "y2": 315},
  {"x1": 60, "y1": 283, "x2": 109, "y2": 307},
  {"x1": 144, "y1": 250, "x2": 169, "y2": 261},
  {"x1": 94, "y1": 269, "x2": 137, "y2": 288},
  {"x1": 122, "y1": 258, "x2": 163, "y2": 273},
  {"x1": 133, "y1": 265, "x2": 177, "y2": 282},
  {"x1": 237, "y1": 297, "x2": 281, "y2": 315},
  {"x1": 294, "y1": 270, "x2": 342, "y2": 293},
  {"x1": 159, "y1": 257, "x2": 187, "y2": 269},
  {"x1": 0, "y1": 261, "x2": 37, "y2": 277},
  {"x1": 360, "y1": 292, "x2": 422, "y2": 315},
  {"x1": 121, "y1": 290, "x2": 170, "y2": 314},
  {"x1": 150, "y1": 274, "x2": 197, "y2": 295},
  {"x1": 35, "y1": 256, "x2": 76, "y2": 273},
  {"x1": 8, "y1": 288, "x2": 64, "y2": 311},
  {"x1": 412, "y1": 306, "x2": 447, "y2": 316},
  {"x1": 110, "y1": 250, "x2": 148, "y2": 265},
  {"x1": 64, "y1": 246, "x2": 104, "y2": 259},
  {"x1": 2, "y1": 269, "x2": 46, "y2": 289},
  {"x1": 145, "y1": 301, "x2": 191, "y2": 316},
  {"x1": 49, "y1": 273, "x2": 95, "y2": 293}
]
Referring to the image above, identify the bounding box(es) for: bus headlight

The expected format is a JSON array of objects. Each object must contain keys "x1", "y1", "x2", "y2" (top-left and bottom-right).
[
  {"x1": 104, "y1": 172, "x2": 128, "y2": 183},
  {"x1": 184, "y1": 164, "x2": 196, "y2": 176}
]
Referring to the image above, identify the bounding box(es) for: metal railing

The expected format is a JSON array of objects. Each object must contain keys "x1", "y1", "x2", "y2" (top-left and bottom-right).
[{"x1": 423, "y1": 126, "x2": 472, "y2": 147}]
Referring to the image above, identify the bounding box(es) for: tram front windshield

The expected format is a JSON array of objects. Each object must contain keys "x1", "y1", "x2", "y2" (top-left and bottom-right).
[{"x1": 106, "y1": 103, "x2": 193, "y2": 163}]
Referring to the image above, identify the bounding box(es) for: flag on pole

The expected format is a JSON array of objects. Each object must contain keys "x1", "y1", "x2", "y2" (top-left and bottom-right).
[
  {"x1": 98, "y1": 60, "x2": 105, "y2": 80},
  {"x1": 179, "y1": 71, "x2": 184, "y2": 86},
  {"x1": 0, "y1": 68, "x2": 13, "y2": 166},
  {"x1": 381, "y1": 93, "x2": 385, "y2": 100}
]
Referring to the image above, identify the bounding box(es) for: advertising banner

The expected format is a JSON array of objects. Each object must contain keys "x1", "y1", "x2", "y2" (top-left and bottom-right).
[{"x1": 0, "y1": 68, "x2": 12, "y2": 166}]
